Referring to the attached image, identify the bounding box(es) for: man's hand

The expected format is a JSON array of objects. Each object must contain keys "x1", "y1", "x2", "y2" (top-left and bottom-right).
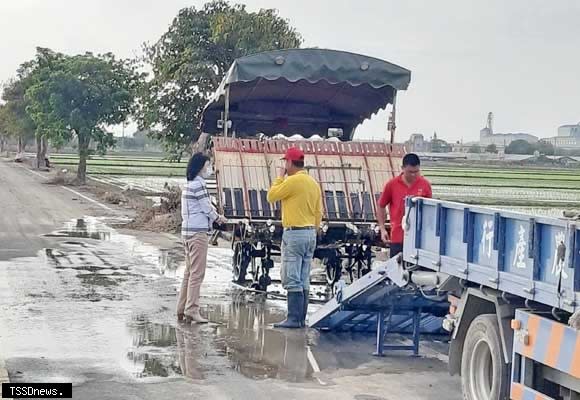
[
  {"x1": 380, "y1": 229, "x2": 389, "y2": 244},
  {"x1": 278, "y1": 167, "x2": 287, "y2": 178},
  {"x1": 216, "y1": 215, "x2": 228, "y2": 225}
]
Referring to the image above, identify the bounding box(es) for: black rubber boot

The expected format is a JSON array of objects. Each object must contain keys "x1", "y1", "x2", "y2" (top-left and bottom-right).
[
  {"x1": 274, "y1": 291, "x2": 303, "y2": 329},
  {"x1": 301, "y1": 289, "x2": 309, "y2": 327}
]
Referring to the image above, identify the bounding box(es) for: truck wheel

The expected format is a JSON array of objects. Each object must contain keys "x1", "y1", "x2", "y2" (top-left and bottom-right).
[{"x1": 461, "y1": 314, "x2": 508, "y2": 400}]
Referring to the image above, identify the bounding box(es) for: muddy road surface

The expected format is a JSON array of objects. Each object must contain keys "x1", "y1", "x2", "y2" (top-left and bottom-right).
[{"x1": 0, "y1": 160, "x2": 462, "y2": 400}]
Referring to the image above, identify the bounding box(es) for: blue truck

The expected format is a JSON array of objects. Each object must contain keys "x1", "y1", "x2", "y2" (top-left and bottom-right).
[{"x1": 311, "y1": 198, "x2": 580, "y2": 400}]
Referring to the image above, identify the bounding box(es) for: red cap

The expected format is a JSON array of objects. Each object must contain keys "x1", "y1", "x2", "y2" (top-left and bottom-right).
[{"x1": 282, "y1": 147, "x2": 305, "y2": 162}]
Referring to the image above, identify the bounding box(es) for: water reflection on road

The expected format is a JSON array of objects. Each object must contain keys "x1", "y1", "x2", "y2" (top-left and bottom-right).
[
  {"x1": 0, "y1": 217, "x2": 450, "y2": 388},
  {"x1": 123, "y1": 300, "x2": 384, "y2": 384}
]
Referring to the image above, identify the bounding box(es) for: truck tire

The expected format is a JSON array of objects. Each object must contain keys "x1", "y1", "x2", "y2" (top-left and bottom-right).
[{"x1": 461, "y1": 314, "x2": 509, "y2": 400}]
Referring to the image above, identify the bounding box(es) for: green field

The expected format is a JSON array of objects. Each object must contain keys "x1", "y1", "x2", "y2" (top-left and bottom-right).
[
  {"x1": 49, "y1": 154, "x2": 580, "y2": 213},
  {"x1": 50, "y1": 154, "x2": 187, "y2": 176}
]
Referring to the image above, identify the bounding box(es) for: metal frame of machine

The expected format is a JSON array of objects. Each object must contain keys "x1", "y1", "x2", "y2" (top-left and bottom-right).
[{"x1": 200, "y1": 48, "x2": 412, "y2": 292}]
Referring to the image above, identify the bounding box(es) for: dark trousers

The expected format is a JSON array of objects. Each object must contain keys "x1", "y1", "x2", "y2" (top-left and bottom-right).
[{"x1": 390, "y1": 243, "x2": 403, "y2": 258}]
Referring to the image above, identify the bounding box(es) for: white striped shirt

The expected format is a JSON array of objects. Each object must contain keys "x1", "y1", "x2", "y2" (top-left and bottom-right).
[{"x1": 181, "y1": 176, "x2": 218, "y2": 237}]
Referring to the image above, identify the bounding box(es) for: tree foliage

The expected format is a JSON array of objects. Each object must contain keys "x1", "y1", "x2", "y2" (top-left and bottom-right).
[
  {"x1": 0, "y1": 104, "x2": 10, "y2": 152},
  {"x1": 505, "y1": 139, "x2": 534, "y2": 155},
  {"x1": 504, "y1": 139, "x2": 554, "y2": 156},
  {"x1": 535, "y1": 141, "x2": 555, "y2": 156},
  {"x1": 24, "y1": 47, "x2": 142, "y2": 182},
  {"x1": 138, "y1": 1, "x2": 303, "y2": 159},
  {"x1": 485, "y1": 144, "x2": 498, "y2": 154},
  {"x1": 468, "y1": 145, "x2": 482, "y2": 154},
  {"x1": 1, "y1": 78, "x2": 37, "y2": 153}
]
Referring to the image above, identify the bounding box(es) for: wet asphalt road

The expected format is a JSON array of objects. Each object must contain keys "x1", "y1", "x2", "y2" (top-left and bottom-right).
[{"x1": 0, "y1": 160, "x2": 463, "y2": 400}]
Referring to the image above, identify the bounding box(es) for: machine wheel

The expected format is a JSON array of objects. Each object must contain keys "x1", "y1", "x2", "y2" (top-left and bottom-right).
[
  {"x1": 324, "y1": 256, "x2": 342, "y2": 286},
  {"x1": 233, "y1": 242, "x2": 251, "y2": 284},
  {"x1": 461, "y1": 314, "x2": 509, "y2": 400}
]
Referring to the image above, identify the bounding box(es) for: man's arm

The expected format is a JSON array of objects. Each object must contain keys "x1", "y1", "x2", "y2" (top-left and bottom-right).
[
  {"x1": 425, "y1": 180, "x2": 433, "y2": 198},
  {"x1": 315, "y1": 189, "x2": 323, "y2": 228},
  {"x1": 376, "y1": 206, "x2": 387, "y2": 230},
  {"x1": 376, "y1": 182, "x2": 391, "y2": 243},
  {"x1": 267, "y1": 175, "x2": 295, "y2": 203}
]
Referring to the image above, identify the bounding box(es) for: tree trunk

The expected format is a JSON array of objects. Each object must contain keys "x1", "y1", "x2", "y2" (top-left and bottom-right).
[
  {"x1": 17, "y1": 136, "x2": 23, "y2": 153},
  {"x1": 36, "y1": 135, "x2": 48, "y2": 170},
  {"x1": 42, "y1": 136, "x2": 48, "y2": 164},
  {"x1": 192, "y1": 132, "x2": 210, "y2": 155},
  {"x1": 0, "y1": 136, "x2": 5, "y2": 154},
  {"x1": 77, "y1": 134, "x2": 89, "y2": 184}
]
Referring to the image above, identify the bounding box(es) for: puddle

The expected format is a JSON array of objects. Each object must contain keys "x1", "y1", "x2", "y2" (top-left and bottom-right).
[
  {"x1": 157, "y1": 247, "x2": 186, "y2": 279},
  {"x1": 44, "y1": 218, "x2": 112, "y2": 240},
  {"x1": 119, "y1": 300, "x2": 394, "y2": 384},
  {"x1": 42, "y1": 217, "x2": 188, "y2": 301},
  {"x1": 40, "y1": 218, "x2": 386, "y2": 383},
  {"x1": 121, "y1": 303, "x2": 316, "y2": 382},
  {"x1": 207, "y1": 302, "x2": 315, "y2": 382},
  {"x1": 76, "y1": 273, "x2": 126, "y2": 287},
  {"x1": 125, "y1": 316, "x2": 183, "y2": 379},
  {"x1": 1, "y1": 217, "x2": 451, "y2": 389}
]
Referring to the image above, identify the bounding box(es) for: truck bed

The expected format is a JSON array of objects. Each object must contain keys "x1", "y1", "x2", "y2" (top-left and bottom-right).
[{"x1": 403, "y1": 198, "x2": 580, "y2": 313}]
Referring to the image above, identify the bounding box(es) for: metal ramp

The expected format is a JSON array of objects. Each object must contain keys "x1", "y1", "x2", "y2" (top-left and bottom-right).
[{"x1": 308, "y1": 257, "x2": 447, "y2": 356}]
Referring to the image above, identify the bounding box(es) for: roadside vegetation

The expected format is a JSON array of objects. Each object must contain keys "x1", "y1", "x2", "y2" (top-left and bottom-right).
[{"x1": 0, "y1": 1, "x2": 303, "y2": 177}]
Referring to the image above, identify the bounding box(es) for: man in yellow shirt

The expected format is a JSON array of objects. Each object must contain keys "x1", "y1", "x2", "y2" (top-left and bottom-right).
[{"x1": 267, "y1": 147, "x2": 323, "y2": 328}]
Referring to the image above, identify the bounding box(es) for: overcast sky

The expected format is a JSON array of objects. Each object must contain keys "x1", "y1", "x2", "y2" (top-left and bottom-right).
[{"x1": 1, "y1": 0, "x2": 579, "y2": 142}]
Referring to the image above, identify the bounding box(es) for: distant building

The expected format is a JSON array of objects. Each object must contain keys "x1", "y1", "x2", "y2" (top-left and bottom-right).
[
  {"x1": 542, "y1": 122, "x2": 580, "y2": 150},
  {"x1": 405, "y1": 132, "x2": 451, "y2": 153},
  {"x1": 542, "y1": 136, "x2": 580, "y2": 149},
  {"x1": 406, "y1": 133, "x2": 428, "y2": 152},
  {"x1": 478, "y1": 112, "x2": 538, "y2": 148},
  {"x1": 558, "y1": 124, "x2": 580, "y2": 138},
  {"x1": 430, "y1": 132, "x2": 452, "y2": 153},
  {"x1": 451, "y1": 141, "x2": 477, "y2": 153}
]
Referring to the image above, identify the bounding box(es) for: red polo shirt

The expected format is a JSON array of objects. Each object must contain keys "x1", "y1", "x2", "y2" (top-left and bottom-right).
[{"x1": 378, "y1": 174, "x2": 432, "y2": 244}]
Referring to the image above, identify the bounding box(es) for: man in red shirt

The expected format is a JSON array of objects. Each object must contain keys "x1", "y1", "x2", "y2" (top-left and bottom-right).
[{"x1": 377, "y1": 153, "x2": 432, "y2": 256}]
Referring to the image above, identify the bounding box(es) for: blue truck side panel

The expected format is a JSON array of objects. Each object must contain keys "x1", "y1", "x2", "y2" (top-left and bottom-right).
[{"x1": 404, "y1": 199, "x2": 580, "y2": 313}]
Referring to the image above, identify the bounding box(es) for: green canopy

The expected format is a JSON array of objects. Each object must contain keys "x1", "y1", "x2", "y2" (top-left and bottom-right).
[{"x1": 202, "y1": 48, "x2": 411, "y2": 140}]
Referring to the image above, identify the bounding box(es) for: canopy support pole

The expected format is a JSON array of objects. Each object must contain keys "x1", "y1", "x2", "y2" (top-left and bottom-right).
[
  {"x1": 224, "y1": 85, "x2": 231, "y2": 137},
  {"x1": 388, "y1": 91, "x2": 398, "y2": 144}
]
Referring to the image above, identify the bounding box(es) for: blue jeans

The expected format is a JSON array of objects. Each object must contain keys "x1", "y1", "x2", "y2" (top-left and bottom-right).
[{"x1": 280, "y1": 229, "x2": 316, "y2": 292}]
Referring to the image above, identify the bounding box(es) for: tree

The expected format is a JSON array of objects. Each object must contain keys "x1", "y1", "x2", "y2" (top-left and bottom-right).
[
  {"x1": 25, "y1": 48, "x2": 142, "y2": 183},
  {"x1": 468, "y1": 145, "x2": 482, "y2": 154},
  {"x1": 0, "y1": 105, "x2": 9, "y2": 153},
  {"x1": 139, "y1": 1, "x2": 302, "y2": 159},
  {"x1": 505, "y1": 139, "x2": 535, "y2": 155},
  {"x1": 536, "y1": 141, "x2": 555, "y2": 156},
  {"x1": 485, "y1": 144, "x2": 498, "y2": 154},
  {"x1": 1, "y1": 79, "x2": 36, "y2": 155},
  {"x1": 16, "y1": 49, "x2": 69, "y2": 169}
]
